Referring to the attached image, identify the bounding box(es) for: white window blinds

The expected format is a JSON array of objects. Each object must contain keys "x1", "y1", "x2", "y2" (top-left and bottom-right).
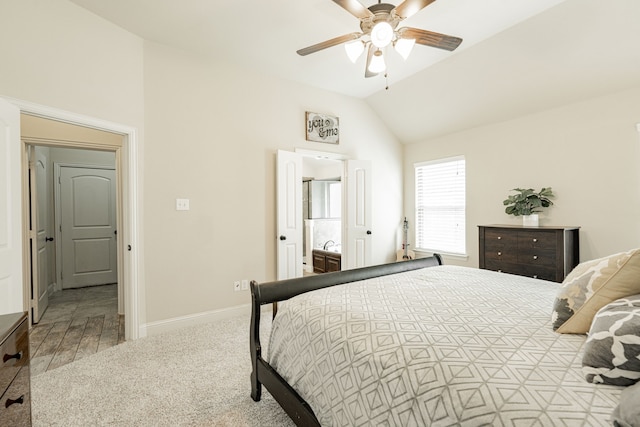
[{"x1": 415, "y1": 157, "x2": 466, "y2": 255}]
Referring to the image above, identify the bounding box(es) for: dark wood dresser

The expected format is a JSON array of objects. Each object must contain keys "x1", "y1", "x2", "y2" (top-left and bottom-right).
[
  {"x1": 478, "y1": 225, "x2": 580, "y2": 282},
  {"x1": 0, "y1": 312, "x2": 31, "y2": 426}
]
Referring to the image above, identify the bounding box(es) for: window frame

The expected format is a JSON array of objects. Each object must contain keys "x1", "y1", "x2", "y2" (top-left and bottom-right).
[{"x1": 414, "y1": 155, "x2": 467, "y2": 257}]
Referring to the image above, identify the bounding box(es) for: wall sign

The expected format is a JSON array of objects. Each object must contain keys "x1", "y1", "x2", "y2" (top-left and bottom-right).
[{"x1": 305, "y1": 112, "x2": 339, "y2": 144}]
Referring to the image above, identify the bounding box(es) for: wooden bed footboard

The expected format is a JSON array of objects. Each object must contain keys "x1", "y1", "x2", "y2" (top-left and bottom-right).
[{"x1": 249, "y1": 255, "x2": 442, "y2": 426}]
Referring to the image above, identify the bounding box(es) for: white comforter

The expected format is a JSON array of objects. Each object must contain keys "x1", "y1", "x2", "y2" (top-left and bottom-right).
[{"x1": 267, "y1": 265, "x2": 621, "y2": 426}]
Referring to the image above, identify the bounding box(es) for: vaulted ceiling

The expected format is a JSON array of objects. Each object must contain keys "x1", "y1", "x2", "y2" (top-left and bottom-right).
[{"x1": 70, "y1": 0, "x2": 640, "y2": 143}]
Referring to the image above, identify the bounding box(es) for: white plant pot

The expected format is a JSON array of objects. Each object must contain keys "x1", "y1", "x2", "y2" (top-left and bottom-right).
[{"x1": 522, "y1": 214, "x2": 539, "y2": 227}]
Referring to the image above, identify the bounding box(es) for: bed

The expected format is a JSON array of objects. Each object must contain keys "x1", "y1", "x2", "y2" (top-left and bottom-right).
[{"x1": 250, "y1": 256, "x2": 623, "y2": 426}]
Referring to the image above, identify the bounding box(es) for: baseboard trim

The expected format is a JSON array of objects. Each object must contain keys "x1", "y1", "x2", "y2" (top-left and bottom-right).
[{"x1": 141, "y1": 303, "x2": 262, "y2": 337}]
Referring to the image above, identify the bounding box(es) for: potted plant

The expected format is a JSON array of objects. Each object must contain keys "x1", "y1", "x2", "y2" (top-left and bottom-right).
[{"x1": 503, "y1": 187, "x2": 554, "y2": 226}]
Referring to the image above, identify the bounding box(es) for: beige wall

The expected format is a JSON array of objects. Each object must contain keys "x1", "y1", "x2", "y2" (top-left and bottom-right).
[
  {"x1": 404, "y1": 85, "x2": 640, "y2": 267},
  {"x1": 142, "y1": 42, "x2": 403, "y2": 322},
  {"x1": 0, "y1": 0, "x2": 144, "y2": 128},
  {"x1": 1, "y1": 1, "x2": 404, "y2": 328}
]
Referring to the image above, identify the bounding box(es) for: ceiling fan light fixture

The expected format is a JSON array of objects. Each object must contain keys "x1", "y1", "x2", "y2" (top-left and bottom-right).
[
  {"x1": 344, "y1": 40, "x2": 365, "y2": 63},
  {"x1": 368, "y1": 49, "x2": 386, "y2": 74},
  {"x1": 394, "y1": 37, "x2": 415, "y2": 60},
  {"x1": 370, "y1": 21, "x2": 393, "y2": 48}
]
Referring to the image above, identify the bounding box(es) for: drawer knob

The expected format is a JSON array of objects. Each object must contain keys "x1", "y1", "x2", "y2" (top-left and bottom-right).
[
  {"x1": 497, "y1": 236, "x2": 502, "y2": 240},
  {"x1": 5, "y1": 395, "x2": 24, "y2": 408},
  {"x1": 497, "y1": 252, "x2": 502, "y2": 256},
  {"x1": 533, "y1": 255, "x2": 538, "y2": 260},
  {"x1": 2, "y1": 351, "x2": 22, "y2": 363},
  {"x1": 533, "y1": 238, "x2": 538, "y2": 243}
]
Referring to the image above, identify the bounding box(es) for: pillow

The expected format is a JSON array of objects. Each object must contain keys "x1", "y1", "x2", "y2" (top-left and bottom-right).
[
  {"x1": 551, "y1": 248, "x2": 640, "y2": 334},
  {"x1": 582, "y1": 295, "x2": 640, "y2": 386},
  {"x1": 612, "y1": 379, "x2": 640, "y2": 427}
]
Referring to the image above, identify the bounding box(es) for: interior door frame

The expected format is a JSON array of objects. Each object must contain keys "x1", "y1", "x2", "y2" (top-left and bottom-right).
[
  {"x1": 294, "y1": 149, "x2": 353, "y2": 269},
  {"x1": 7, "y1": 96, "x2": 143, "y2": 340}
]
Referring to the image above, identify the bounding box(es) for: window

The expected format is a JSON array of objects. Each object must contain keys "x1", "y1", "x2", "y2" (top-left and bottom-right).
[{"x1": 414, "y1": 156, "x2": 466, "y2": 255}]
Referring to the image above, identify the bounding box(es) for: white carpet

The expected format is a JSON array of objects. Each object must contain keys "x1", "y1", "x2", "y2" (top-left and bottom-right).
[{"x1": 31, "y1": 310, "x2": 296, "y2": 426}]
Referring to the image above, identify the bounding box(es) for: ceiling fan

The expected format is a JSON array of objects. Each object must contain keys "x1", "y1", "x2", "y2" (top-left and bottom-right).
[{"x1": 297, "y1": 0, "x2": 463, "y2": 77}]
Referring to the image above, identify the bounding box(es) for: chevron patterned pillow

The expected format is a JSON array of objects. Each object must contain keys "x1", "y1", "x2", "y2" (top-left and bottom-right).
[
  {"x1": 582, "y1": 294, "x2": 640, "y2": 386},
  {"x1": 552, "y1": 248, "x2": 640, "y2": 334}
]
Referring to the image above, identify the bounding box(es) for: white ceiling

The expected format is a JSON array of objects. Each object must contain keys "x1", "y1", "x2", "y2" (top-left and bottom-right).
[{"x1": 70, "y1": 0, "x2": 640, "y2": 143}]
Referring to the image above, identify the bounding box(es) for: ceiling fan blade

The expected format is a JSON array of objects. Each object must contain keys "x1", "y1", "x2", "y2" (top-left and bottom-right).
[
  {"x1": 364, "y1": 44, "x2": 378, "y2": 78},
  {"x1": 398, "y1": 27, "x2": 463, "y2": 51},
  {"x1": 332, "y1": 0, "x2": 374, "y2": 19},
  {"x1": 392, "y1": 0, "x2": 436, "y2": 19},
  {"x1": 296, "y1": 33, "x2": 361, "y2": 56}
]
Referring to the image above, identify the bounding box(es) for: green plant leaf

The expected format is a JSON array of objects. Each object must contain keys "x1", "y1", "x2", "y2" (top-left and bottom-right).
[{"x1": 503, "y1": 187, "x2": 554, "y2": 216}]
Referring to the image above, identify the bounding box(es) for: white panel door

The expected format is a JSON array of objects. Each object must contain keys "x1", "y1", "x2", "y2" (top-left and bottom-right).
[
  {"x1": 0, "y1": 99, "x2": 22, "y2": 313},
  {"x1": 276, "y1": 150, "x2": 303, "y2": 280},
  {"x1": 30, "y1": 147, "x2": 50, "y2": 321},
  {"x1": 345, "y1": 159, "x2": 372, "y2": 269},
  {"x1": 60, "y1": 166, "x2": 117, "y2": 288}
]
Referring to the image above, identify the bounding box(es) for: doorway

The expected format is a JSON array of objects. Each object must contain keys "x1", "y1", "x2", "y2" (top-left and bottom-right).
[
  {"x1": 24, "y1": 123, "x2": 126, "y2": 373},
  {"x1": 276, "y1": 149, "x2": 373, "y2": 280},
  {"x1": 23, "y1": 118, "x2": 121, "y2": 310},
  {"x1": 302, "y1": 156, "x2": 343, "y2": 274},
  {"x1": 15, "y1": 106, "x2": 141, "y2": 340}
]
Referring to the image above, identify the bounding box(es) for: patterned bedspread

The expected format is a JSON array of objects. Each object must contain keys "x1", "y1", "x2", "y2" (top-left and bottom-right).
[{"x1": 267, "y1": 265, "x2": 622, "y2": 426}]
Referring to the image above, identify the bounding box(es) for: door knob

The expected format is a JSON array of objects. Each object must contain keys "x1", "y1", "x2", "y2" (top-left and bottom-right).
[
  {"x1": 45, "y1": 237, "x2": 54, "y2": 242},
  {"x1": 279, "y1": 235, "x2": 287, "y2": 241}
]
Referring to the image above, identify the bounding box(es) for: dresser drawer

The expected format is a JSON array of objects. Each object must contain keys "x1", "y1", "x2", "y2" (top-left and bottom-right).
[
  {"x1": 516, "y1": 247, "x2": 556, "y2": 267},
  {"x1": 483, "y1": 229, "x2": 517, "y2": 249},
  {"x1": 0, "y1": 320, "x2": 28, "y2": 395},
  {"x1": 485, "y1": 261, "x2": 557, "y2": 281},
  {"x1": 517, "y1": 230, "x2": 556, "y2": 248},
  {"x1": 0, "y1": 365, "x2": 31, "y2": 426},
  {"x1": 483, "y1": 249, "x2": 518, "y2": 263},
  {"x1": 516, "y1": 230, "x2": 557, "y2": 266},
  {"x1": 483, "y1": 229, "x2": 517, "y2": 262}
]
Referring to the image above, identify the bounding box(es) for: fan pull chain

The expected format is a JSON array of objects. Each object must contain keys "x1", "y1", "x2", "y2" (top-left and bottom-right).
[{"x1": 385, "y1": 73, "x2": 389, "y2": 90}]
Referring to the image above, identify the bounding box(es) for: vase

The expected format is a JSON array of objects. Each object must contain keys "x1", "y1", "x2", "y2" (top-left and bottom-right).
[{"x1": 522, "y1": 214, "x2": 539, "y2": 227}]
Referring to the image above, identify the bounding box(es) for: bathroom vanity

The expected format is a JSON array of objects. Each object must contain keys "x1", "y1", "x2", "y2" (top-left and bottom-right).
[{"x1": 312, "y1": 249, "x2": 342, "y2": 273}]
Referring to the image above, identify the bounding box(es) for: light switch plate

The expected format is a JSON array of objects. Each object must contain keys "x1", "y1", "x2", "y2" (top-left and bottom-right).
[{"x1": 176, "y1": 198, "x2": 190, "y2": 211}]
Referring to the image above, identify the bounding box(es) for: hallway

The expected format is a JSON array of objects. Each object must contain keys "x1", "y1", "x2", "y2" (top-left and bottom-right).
[{"x1": 29, "y1": 284, "x2": 124, "y2": 376}]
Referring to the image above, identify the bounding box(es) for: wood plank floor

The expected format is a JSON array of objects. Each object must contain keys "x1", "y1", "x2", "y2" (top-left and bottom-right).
[{"x1": 29, "y1": 284, "x2": 125, "y2": 376}]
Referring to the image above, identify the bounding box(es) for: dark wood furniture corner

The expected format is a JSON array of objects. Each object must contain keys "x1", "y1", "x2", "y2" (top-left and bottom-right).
[
  {"x1": 478, "y1": 225, "x2": 579, "y2": 282},
  {"x1": 0, "y1": 312, "x2": 31, "y2": 426}
]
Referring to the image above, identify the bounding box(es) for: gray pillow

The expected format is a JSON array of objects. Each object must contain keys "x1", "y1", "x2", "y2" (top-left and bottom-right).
[
  {"x1": 612, "y1": 380, "x2": 640, "y2": 427},
  {"x1": 582, "y1": 294, "x2": 640, "y2": 386}
]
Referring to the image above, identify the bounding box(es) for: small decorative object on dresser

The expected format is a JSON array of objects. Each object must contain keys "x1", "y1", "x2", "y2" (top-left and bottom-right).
[
  {"x1": 0, "y1": 312, "x2": 31, "y2": 426},
  {"x1": 503, "y1": 187, "x2": 554, "y2": 226},
  {"x1": 478, "y1": 224, "x2": 579, "y2": 282}
]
